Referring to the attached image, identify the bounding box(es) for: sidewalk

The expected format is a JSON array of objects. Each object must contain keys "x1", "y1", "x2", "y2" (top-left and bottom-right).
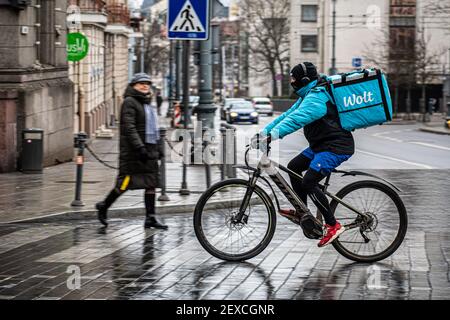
[
  {"x1": 419, "y1": 114, "x2": 450, "y2": 135},
  {"x1": 0, "y1": 103, "x2": 242, "y2": 224}
]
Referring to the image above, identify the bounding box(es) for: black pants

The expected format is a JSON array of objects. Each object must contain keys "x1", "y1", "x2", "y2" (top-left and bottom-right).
[{"x1": 287, "y1": 153, "x2": 336, "y2": 226}]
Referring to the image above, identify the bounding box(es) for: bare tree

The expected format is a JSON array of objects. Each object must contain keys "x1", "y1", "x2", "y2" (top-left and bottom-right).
[
  {"x1": 414, "y1": 26, "x2": 446, "y2": 121},
  {"x1": 142, "y1": 19, "x2": 169, "y2": 77},
  {"x1": 363, "y1": 30, "x2": 416, "y2": 119},
  {"x1": 240, "y1": 0, "x2": 290, "y2": 97},
  {"x1": 364, "y1": 23, "x2": 445, "y2": 122},
  {"x1": 423, "y1": 0, "x2": 450, "y2": 16}
]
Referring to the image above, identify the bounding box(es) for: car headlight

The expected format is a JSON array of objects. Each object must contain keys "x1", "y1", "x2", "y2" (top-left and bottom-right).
[
  {"x1": 251, "y1": 112, "x2": 258, "y2": 117},
  {"x1": 230, "y1": 112, "x2": 238, "y2": 117}
]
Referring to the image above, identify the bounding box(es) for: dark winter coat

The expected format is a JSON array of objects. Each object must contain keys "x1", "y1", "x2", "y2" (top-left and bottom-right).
[
  {"x1": 117, "y1": 85, "x2": 164, "y2": 190},
  {"x1": 263, "y1": 76, "x2": 354, "y2": 155}
]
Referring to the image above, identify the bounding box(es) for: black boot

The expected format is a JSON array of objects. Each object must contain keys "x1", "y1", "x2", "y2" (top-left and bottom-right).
[
  {"x1": 144, "y1": 192, "x2": 168, "y2": 230},
  {"x1": 96, "y1": 188, "x2": 121, "y2": 227},
  {"x1": 144, "y1": 215, "x2": 168, "y2": 230}
]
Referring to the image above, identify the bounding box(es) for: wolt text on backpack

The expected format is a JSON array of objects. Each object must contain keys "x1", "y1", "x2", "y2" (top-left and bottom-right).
[{"x1": 318, "y1": 68, "x2": 393, "y2": 132}]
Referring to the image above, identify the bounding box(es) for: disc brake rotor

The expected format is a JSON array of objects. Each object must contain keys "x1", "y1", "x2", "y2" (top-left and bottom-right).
[{"x1": 225, "y1": 211, "x2": 245, "y2": 231}]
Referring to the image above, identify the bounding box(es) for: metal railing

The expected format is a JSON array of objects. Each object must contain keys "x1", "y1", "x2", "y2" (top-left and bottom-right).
[{"x1": 70, "y1": 124, "x2": 239, "y2": 206}]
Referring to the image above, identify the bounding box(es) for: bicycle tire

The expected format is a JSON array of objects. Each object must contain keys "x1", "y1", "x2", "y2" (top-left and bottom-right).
[
  {"x1": 194, "y1": 179, "x2": 277, "y2": 261},
  {"x1": 330, "y1": 180, "x2": 408, "y2": 263}
]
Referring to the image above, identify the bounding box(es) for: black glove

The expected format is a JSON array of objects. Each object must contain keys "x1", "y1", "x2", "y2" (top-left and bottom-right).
[
  {"x1": 138, "y1": 146, "x2": 149, "y2": 162},
  {"x1": 250, "y1": 133, "x2": 261, "y2": 149},
  {"x1": 250, "y1": 132, "x2": 271, "y2": 152}
]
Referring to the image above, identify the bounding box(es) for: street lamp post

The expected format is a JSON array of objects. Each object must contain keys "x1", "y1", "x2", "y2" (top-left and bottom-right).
[
  {"x1": 329, "y1": 0, "x2": 337, "y2": 75},
  {"x1": 175, "y1": 40, "x2": 182, "y2": 102},
  {"x1": 140, "y1": 37, "x2": 144, "y2": 73},
  {"x1": 167, "y1": 41, "x2": 175, "y2": 118},
  {"x1": 196, "y1": 24, "x2": 217, "y2": 133},
  {"x1": 447, "y1": 49, "x2": 450, "y2": 121}
]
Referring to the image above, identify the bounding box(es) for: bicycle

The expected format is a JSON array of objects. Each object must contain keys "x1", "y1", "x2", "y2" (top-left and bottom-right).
[{"x1": 193, "y1": 137, "x2": 408, "y2": 263}]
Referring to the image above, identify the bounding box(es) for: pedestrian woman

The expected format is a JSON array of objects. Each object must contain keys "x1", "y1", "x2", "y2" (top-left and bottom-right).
[
  {"x1": 156, "y1": 90, "x2": 163, "y2": 116},
  {"x1": 96, "y1": 73, "x2": 168, "y2": 229}
]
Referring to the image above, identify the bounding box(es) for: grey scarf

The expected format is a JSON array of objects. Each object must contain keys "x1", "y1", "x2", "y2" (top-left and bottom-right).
[{"x1": 144, "y1": 104, "x2": 160, "y2": 144}]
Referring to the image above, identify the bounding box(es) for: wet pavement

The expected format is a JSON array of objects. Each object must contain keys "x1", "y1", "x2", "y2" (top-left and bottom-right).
[{"x1": 0, "y1": 169, "x2": 449, "y2": 300}]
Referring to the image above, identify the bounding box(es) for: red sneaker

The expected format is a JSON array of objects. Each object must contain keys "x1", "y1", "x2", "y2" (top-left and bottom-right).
[{"x1": 318, "y1": 221, "x2": 345, "y2": 247}]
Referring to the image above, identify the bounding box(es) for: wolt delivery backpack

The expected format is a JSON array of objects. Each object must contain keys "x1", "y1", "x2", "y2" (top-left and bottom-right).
[{"x1": 319, "y1": 68, "x2": 393, "y2": 131}]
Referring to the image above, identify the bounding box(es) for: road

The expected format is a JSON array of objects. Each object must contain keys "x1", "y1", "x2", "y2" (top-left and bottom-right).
[{"x1": 232, "y1": 114, "x2": 450, "y2": 170}]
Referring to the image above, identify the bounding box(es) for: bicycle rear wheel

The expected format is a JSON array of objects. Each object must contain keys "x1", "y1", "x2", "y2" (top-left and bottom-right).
[
  {"x1": 330, "y1": 180, "x2": 408, "y2": 263},
  {"x1": 194, "y1": 179, "x2": 276, "y2": 261}
]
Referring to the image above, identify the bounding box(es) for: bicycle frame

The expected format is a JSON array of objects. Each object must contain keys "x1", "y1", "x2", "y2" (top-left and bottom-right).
[{"x1": 234, "y1": 147, "x2": 373, "y2": 228}]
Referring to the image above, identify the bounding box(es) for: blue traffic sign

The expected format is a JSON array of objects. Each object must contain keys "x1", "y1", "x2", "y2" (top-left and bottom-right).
[
  {"x1": 168, "y1": 0, "x2": 209, "y2": 40},
  {"x1": 352, "y1": 57, "x2": 362, "y2": 68}
]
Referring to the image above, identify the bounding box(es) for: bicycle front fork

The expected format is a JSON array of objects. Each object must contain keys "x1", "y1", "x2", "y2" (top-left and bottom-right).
[{"x1": 234, "y1": 171, "x2": 260, "y2": 223}]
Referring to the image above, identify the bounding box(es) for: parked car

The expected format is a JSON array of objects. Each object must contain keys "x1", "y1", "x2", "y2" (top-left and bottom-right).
[
  {"x1": 251, "y1": 97, "x2": 273, "y2": 116},
  {"x1": 226, "y1": 101, "x2": 259, "y2": 124},
  {"x1": 189, "y1": 96, "x2": 200, "y2": 114},
  {"x1": 220, "y1": 98, "x2": 246, "y2": 120}
]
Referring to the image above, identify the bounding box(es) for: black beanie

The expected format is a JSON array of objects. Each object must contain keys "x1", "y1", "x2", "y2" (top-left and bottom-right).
[{"x1": 290, "y1": 62, "x2": 318, "y2": 82}]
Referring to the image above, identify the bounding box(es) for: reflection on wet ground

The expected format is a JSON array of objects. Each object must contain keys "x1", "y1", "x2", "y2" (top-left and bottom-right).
[
  {"x1": 0, "y1": 214, "x2": 448, "y2": 300},
  {"x1": 0, "y1": 169, "x2": 449, "y2": 300}
]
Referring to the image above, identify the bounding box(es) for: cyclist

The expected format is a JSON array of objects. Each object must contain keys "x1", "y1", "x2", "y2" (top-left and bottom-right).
[{"x1": 254, "y1": 62, "x2": 354, "y2": 247}]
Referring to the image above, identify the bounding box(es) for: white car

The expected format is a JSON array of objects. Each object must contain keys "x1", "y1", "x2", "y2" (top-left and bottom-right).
[{"x1": 251, "y1": 97, "x2": 273, "y2": 116}]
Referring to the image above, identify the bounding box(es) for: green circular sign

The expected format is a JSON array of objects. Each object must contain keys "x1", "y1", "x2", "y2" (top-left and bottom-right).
[{"x1": 67, "y1": 32, "x2": 89, "y2": 62}]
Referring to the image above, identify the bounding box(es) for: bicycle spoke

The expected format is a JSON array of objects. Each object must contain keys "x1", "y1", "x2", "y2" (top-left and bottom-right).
[
  {"x1": 333, "y1": 183, "x2": 405, "y2": 261},
  {"x1": 199, "y1": 183, "x2": 272, "y2": 257}
]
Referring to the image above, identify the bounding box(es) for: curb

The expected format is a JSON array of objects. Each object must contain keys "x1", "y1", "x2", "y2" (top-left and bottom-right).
[
  {"x1": 386, "y1": 120, "x2": 418, "y2": 125},
  {"x1": 419, "y1": 127, "x2": 450, "y2": 135},
  {"x1": 3, "y1": 195, "x2": 263, "y2": 225},
  {"x1": 1, "y1": 203, "x2": 198, "y2": 224}
]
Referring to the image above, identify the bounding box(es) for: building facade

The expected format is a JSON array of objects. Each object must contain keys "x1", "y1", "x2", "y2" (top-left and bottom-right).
[
  {"x1": 290, "y1": 0, "x2": 450, "y2": 113},
  {"x1": 0, "y1": 0, "x2": 74, "y2": 173},
  {"x1": 68, "y1": 0, "x2": 131, "y2": 137}
]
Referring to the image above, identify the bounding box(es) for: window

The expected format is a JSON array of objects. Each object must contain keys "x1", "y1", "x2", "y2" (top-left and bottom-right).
[
  {"x1": 301, "y1": 5, "x2": 318, "y2": 22},
  {"x1": 301, "y1": 35, "x2": 318, "y2": 52}
]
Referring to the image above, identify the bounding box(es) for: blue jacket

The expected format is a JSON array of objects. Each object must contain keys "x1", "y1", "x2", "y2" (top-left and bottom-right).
[
  {"x1": 263, "y1": 77, "x2": 355, "y2": 154},
  {"x1": 263, "y1": 80, "x2": 330, "y2": 140}
]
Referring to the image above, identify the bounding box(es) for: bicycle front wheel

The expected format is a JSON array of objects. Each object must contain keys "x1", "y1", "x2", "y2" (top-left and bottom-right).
[
  {"x1": 193, "y1": 179, "x2": 276, "y2": 261},
  {"x1": 330, "y1": 180, "x2": 408, "y2": 263}
]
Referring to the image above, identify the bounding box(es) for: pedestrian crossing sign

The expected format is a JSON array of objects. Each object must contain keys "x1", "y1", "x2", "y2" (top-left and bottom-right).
[{"x1": 168, "y1": 0, "x2": 209, "y2": 40}]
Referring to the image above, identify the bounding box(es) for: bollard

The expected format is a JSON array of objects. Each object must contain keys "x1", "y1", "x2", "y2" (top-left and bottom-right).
[
  {"x1": 158, "y1": 127, "x2": 170, "y2": 201},
  {"x1": 220, "y1": 123, "x2": 237, "y2": 179},
  {"x1": 179, "y1": 129, "x2": 191, "y2": 195},
  {"x1": 71, "y1": 132, "x2": 88, "y2": 207},
  {"x1": 202, "y1": 128, "x2": 211, "y2": 188},
  {"x1": 231, "y1": 126, "x2": 237, "y2": 178},
  {"x1": 172, "y1": 101, "x2": 182, "y2": 128},
  {"x1": 220, "y1": 127, "x2": 226, "y2": 181}
]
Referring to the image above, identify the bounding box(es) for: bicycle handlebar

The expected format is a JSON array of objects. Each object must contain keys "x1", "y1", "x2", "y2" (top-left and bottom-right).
[{"x1": 245, "y1": 135, "x2": 272, "y2": 167}]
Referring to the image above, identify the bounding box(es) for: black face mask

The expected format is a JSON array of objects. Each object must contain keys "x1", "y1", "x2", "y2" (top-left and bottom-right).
[{"x1": 291, "y1": 81, "x2": 302, "y2": 92}]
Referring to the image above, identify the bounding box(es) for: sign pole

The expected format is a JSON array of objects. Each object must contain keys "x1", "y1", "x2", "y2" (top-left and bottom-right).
[{"x1": 180, "y1": 40, "x2": 191, "y2": 195}]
